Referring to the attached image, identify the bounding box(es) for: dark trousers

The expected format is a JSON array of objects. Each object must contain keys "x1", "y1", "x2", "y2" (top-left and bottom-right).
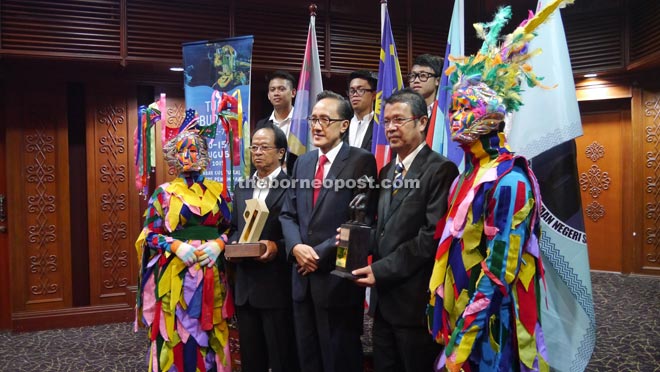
[
  {"x1": 292, "y1": 295, "x2": 364, "y2": 372},
  {"x1": 372, "y1": 308, "x2": 441, "y2": 372},
  {"x1": 236, "y1": 304, "x2": 298, "y2": 372}
]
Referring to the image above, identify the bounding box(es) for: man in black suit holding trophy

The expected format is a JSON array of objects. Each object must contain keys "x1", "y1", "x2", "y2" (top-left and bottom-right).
[
  {"x1": 229, "y1": 124, "x2": 298, "y2": 372},
  {"x1": 352, "y1": 89, "x2": 458, "y2": 372}
]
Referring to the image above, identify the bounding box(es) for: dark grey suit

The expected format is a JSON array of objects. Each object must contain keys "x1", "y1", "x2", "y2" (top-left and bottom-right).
[
  {"x1": 280, "y1": 142, "x2": 377, "y2": 372},
  {"x1": 370, "y1": 145, "x2": 458, "y2": 372},
  {"x1": 229, "y1": 170, "x2": 298, "y2": 372}
]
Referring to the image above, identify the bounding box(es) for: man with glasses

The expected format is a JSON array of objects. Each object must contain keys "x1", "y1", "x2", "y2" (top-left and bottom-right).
[
  {"x1": 344, "y1": 70, "x2": 377, "y2": 150},
  {"x1": 280, "y1": 91, "x2": 377, "y2": 372},
  {"x1": 407, "y1": 54, "x2": 442, "y2": 116},
  {"x1": 229, "y1": 124, "x2": 298, "y2": 372},
  {"x1": 255, "y1": 70, "x2": 298, "y2": 172},
  {"x1": 352, "y1": 88, "x2": 458, "y2": 372}
]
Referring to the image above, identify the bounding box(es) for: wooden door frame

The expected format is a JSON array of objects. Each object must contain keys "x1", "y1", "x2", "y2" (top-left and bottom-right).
[{"x1": 0, "y1": 81, "x2": 10, "y2": 329}]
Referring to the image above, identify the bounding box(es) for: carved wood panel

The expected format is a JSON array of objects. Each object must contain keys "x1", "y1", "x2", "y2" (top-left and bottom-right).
[
  {"x1": 86, "y1": 84, "x2": 133, "y2": 305},
  {"x1": 575, "y1": 111, "x2": 625, "y2": 272},
  {"x1": 642, "y1": 91, "x2": 660, "y2": 269},
  {"x1": 6, "y1": 82, "x2": 73, "y2": 311}
]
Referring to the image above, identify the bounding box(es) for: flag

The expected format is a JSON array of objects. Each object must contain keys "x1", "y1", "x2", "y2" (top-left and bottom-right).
[
  {"x1": 372, "y1": 3, "x2": 403, "y2": 171},
  {"x1": 426, "y1": 0, "x2": 465, "y2": 171},
  {"x1": 508, "y1": 2, "x2": 595, "y2": 371},
  {"x1": 289, "y1": 10, "x2": 323, "y2": 156}
]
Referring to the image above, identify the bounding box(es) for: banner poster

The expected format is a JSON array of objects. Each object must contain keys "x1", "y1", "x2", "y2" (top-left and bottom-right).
[{"x1": 182, "y1": 36, "x2": 254, "y2": 194}]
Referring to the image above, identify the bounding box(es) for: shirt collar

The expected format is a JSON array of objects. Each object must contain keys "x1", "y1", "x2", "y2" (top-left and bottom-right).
[
  {"x1": 252, "y1": 166, "x2": 282, "y2": 182},
  {"x1": 397, "y1": 142, "x2": 426, "y2": 171},
  {"x1": 269, "y1": 107, "x2": 294, "y2": 125},
  {"x1": 319, "y1": 141, "x2": 343, "y2": 164},
  {"x1": 352, "y1": 111, "x2": 374, "y2": 123}
]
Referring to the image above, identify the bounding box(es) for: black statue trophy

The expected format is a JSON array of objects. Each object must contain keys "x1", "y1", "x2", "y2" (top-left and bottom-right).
[{"x1": 331, "y1": 176, "x2": 372, "y2": 280}]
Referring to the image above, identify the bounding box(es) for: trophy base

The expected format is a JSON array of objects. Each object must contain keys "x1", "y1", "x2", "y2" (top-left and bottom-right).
[
  {"x1": 331, "y1": 269, "x2": 360, "y2": 280},
  {"x1": 225, "y1": 242, "x2": 266, "y2": 258}
]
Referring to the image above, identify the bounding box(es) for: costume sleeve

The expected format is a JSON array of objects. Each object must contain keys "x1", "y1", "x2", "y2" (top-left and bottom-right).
[
  {"x1": 135, "y1": 186, "x2": 180, "y2": 255},
  {"x1": 371, "y1": 160, "x2": 458, "y2": 283},
  {"x1": 445, "y1": 168, "x2": 538, "y2": 368}
]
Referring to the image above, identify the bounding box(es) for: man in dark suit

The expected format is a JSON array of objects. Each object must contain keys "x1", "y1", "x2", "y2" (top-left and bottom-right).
[
  {"x1": 353, "y1": 88, "x2": 459, "y2": 372},
  {"x1": 254, "y1": 70, "x2": 298, "y2": 172},
  {"x1": 280, "y1": 91, "x2": 377, "y2": 372},
  {"x1": 229, "y1": 124, "x2": 298, "y2": 372},
  {"x1": 344, "y1": 70, "x2": 377, "y2": 151}
]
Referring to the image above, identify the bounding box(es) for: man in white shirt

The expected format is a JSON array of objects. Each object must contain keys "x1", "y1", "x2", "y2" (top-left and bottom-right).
[
  {"x1": 255, "y1": 70, "x2": 298, "y2": 172},
  {"x1": 345, "y1": 70, "x2": 377, "y2": 151},
  {"x1": 408, "y1": 54, "x2": 442, "y2": 117}
]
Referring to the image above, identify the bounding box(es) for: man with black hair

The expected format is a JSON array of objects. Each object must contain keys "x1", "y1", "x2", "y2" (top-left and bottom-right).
[
  {"x1": 408, "y1": 54, "x2": 442, "y2": 116},
  {"x1": 352, "y1": 88, "x2": 458, "y2": 372},
  {"x1": 230, "y1": 124, "x2": 298, "y2": 372},
  {"x1": 255, "y1": 70, "x2": 298, "y2": 172},
  {"x1": 345, "y1": 70, "x2": 377, "y2": 151},
  {"x1": 281, "y1": 91, "x2": 377, "y2": 372}
]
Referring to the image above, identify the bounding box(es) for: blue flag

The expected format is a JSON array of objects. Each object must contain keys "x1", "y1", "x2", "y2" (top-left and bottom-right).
[
  {"x1": 426, "y1": 0, "x2": 465, "y2": 171},
  {"x1": 372, "y1": 3, "x2": 403, "y2": 172}
]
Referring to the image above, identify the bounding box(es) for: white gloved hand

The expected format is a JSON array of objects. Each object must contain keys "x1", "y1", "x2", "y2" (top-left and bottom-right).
[
  {"x1": 198, "y1": 241, "x2": 222, "y2": 267},
  {"x1": 173, "y1": 242, "x2": 197, "y2": 266}
]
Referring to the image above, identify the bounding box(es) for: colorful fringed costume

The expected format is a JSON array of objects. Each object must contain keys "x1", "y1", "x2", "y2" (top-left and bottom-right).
[
  {"x1": 136, "y1": 172, "x2": 233, "y2": 372},
  {"x1": 427, "y1": 1, "x2": 575, "y2": 370},
  {"x1": 428, "y1": 132, "x2": 546, "y2": 371},
  {"x1": 135, "y1": 112, "x2": 234, "y2": 372}
]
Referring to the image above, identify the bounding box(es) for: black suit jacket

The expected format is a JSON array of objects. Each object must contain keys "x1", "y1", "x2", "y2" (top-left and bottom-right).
[
  {"x1": 229, "y1": 171, "x2": 292, "y2": 309},
  {"x1": 343, "y1": 117, "x2": 375, "y2": 151},
  {"x1": 280, "y1": 142, "x2": 377, "y2": 308},
  {"x1": 370, "y1": 145, "x2": 458, "y2": 327},
  {"x1": 255, "y1": 118, "x2": 298, "y2": 173}
]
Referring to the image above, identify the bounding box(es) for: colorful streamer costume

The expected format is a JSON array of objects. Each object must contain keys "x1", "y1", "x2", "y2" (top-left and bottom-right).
[
  {"x1": 428, "y1": 1, "x2": 574, "y2": 371},
  {"x1": 135, "y1": 119, "x2": 233, "y2": 372}
]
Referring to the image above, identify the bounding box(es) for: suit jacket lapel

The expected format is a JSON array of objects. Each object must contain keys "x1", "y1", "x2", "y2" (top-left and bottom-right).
[
  {"x1": 300, "y1": 150, "x2": 318, "y2": 216},
  {"x1": 383, "y1": 146, "x2": 431, "y2": 224},
  {"x1": 264, "y1": 171, "x2": 286, "y2": 210},
  {"x1": 311, "y1": 143, "x2": 349, "y2": 219},
  {"x1": 361, "y1": 118, "x2": 374, "y2": 150}
]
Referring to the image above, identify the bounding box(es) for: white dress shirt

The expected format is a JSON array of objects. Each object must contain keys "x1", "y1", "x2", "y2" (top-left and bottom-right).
[{"x1": 348, "y1": 111, "x2": 374, "y2": 147}]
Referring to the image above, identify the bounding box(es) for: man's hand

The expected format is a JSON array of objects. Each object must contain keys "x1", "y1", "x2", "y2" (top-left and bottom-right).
[
  {"x1": 292, "y1": 244, "x2": 319, "y2": 275},
  {"x1": 352, "y1": 265, "x2": 376, "y2": 287},
  {"x1": 255, "y1": 240, "x2": 278, "y2": 263}
]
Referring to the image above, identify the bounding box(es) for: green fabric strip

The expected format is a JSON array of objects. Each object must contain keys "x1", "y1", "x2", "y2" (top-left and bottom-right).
[{"x1": 170, "y1": 225, "x2": 219, "y2": 241}]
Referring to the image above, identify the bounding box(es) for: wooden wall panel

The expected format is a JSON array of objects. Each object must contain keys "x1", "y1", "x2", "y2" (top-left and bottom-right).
[
  {"x1": 6, "y1": 82, "x2": 73, "y2": 312},
  {"x1": 86, "y1": 83, "x2": 134, "y2": 305},
  {"x1": 575, "y1": 111, "x2": 626, "y2": 272},
  {"x1": 640, "y1": 89, "x2": 660, "y2": 273}
]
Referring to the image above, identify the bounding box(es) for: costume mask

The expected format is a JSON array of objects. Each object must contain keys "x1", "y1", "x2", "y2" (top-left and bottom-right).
[{"x1": 450, "y1": 79, "x2": 507, "y2": 144}]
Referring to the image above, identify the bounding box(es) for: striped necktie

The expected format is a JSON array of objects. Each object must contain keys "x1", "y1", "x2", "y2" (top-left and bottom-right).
[{"x1": 392, "y1": 162, "x2": 404, "y2": 196}]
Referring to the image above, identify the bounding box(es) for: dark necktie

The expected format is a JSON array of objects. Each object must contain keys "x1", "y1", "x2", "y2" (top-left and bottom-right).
[
  {"x1": 313, "y1": 154, "x2": 328, "y2": 206},
  {"x1": 392, "y1": 162, "x2": 404, "y2": 196}
]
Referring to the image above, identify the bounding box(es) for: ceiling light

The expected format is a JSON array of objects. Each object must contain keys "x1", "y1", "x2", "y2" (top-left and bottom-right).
[
  {"x1": 583, "y1": 73, "x2": 597, "y2": 78},
  {"x1": 170, "y1": 67, "x2": 184, "y2": 72}
]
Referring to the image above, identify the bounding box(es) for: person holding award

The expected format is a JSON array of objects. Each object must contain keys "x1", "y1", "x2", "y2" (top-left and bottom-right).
[
  {"x1": 352, "y1": 89, "x2": 458, "y2": 372},
  {"x1": 228, "y1": 124, "x2": 298, "y2": 372},
  {"x1": 280, "y1": 91, "x2": 377, "y2": 372}
]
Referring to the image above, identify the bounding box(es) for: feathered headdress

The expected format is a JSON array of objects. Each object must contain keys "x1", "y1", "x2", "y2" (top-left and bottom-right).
[{"x1": 447, "y1": 0, "x2": 574, "y2": 113}]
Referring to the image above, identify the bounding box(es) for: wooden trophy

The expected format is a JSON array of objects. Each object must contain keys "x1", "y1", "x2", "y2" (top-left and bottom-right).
[
  {"x1": 331, "y1": 176, "x2": 372, "y2": 280},
  {"x1": 225, "y1": 198, "x2": 268, "y2": 258}
]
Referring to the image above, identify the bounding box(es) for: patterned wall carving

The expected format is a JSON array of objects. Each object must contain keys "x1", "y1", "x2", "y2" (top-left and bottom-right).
[
  {"x1": 644, "y1": 93, "x2": 660, "y2": 264},
  {"x1": 24, "y1": 127, "x2": 59, "y2": 297},
  {"x1": 580, "y1": 140, "x2": 612, "y2": 223},
  {"x1": 96, "y1": 104, "x2": 130, "y2": 291}
]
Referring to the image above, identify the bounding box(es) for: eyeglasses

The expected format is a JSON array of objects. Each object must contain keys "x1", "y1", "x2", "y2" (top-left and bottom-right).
[
  {"x1": 307, "y1": 116, "x2": 345, "y2": 127},
  {"x1": 249, "y1": 145, "x2": 277, "y2": 152},
  {"x1": 383, "y1": 117, "x2": 418, "y2": 128},
  {"x1": 407, "y1": 72, "x2": 438, "y2": 82},
  {"x1": 347, "y1": 88, "x2": 375, "y2": 97}
]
